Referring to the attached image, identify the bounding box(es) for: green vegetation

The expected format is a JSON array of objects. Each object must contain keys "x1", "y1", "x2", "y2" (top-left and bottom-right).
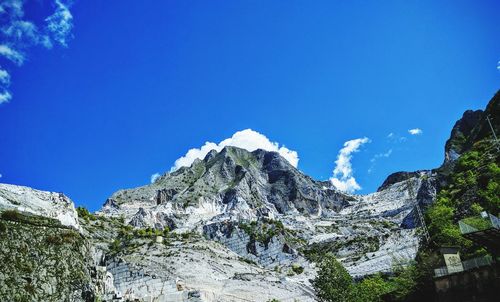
[
  {"x1": 45, "y1": 231, "x2": 79, "y2": 245},
  {"x1": 460, "y1": 216, "x2": 493, "y2": 231},
  {"x1": 239, "y1": 218, "x2": 285, "y2": 245},
  {"x1": 0, "y1": 220, "x2": 6, "y2": 233},
  {"x1": 238, "y1": 257, "x2": 257, "y2": 265},
  {"x1": 0, "y1": 209, "x2": 65, "y2": 228},
  {"x1": 303, "y1": 236, "x2": 379, "y2": 263},
  {"x1": 427, "y1": 140, "x2": 498, "y2": 258},
  {"x1": 405, "y1": 124, "x2": 500, "y2": 298},
  {"x1": 291, "y1": 263, "x2": 304, "y2": 275},
  {"x1": 0, "y1": 212, "x2": 91, "y2": 301},
  {"x1": 107, "y1": 223, "x2": 195, "y2": 256},
  {"x1": 312, "y1": 254, "x2": 421, "y2": 302},
  {"x1": 312, "y1": 254, "x2": 353, "y2": 302},
  {"x1": 1, "y1": 209, "x2": 21, "y2": 221},
  {"x1": 76, "y1": 206, "x2": 96, "y2": 222}
]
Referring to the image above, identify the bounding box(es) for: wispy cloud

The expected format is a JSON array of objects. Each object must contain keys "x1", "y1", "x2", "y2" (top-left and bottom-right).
[
  {"x1": 0, "y1": 0, "x2": 74, "y2": 105},
  {"x1": 0, "y1": 68, "x2": 11, "y2": 84},
  {"x1": 172, "y1": 129, "x2": 299, "y2": 171},
  {"x1": 45, "y1": 0, "x2": 74, "y2": 48},
  {"x1": 408, "y1": 128, "x2": 423, "y2": 135},
  {"x1": 330, "y1": 137, "x2": 370, "y2": 193},
  {"x1": 368, "y1": 149, "x2": 393, "y2": 174},
  {"x1": 150, "y1": 173, "x2": 161, "y2": 183},
  {"x1": 0, "y1": 91, "x2": 12, "y2": 104},
  {"x1": 387, "y1": 132, "x2": 407, "y2": 142},
  {"x1": 371, "y1": 149, "x2": 393, "y2": 162},
  {"x1": 0, "y1": 45, "x2": 24, "y2": 65}
]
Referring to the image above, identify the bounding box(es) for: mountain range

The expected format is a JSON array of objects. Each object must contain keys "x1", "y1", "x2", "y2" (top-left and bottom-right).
[{"x1": 0, "y1": 91, "x2": 498, "y2": 301}]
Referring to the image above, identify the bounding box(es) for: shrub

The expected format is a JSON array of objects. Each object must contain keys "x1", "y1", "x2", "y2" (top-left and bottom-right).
[
  {"x1": 312, "y1": 254, "x2": 353, "y2": 302},
  {"x1": 76, "y1": 206, "x2": 96, "y2": 221},
  {"x1": 163, "y1": 226, "x2": 170, "y2": 235},
  {"x1": 352, "y1": 274, "x2": 392, "y2": 302},
  {"x1": 45, "y1": 235, "x2": 62, "y2": 245},
  {"x1": 61, "y1": 231, "x2": 79, "y2": 244},
  {"x1": 110, "y1": 239, "x2": 121, "y2": 252},
  {"x1": 291, "y1": 263, "x2": 304, "y2": 275},
  {"x1": 1, "y1": 209, "x2": 21, "y2": 221},
  {"x1": 389, "y1": 264, "x2": 419, "y2": 301}
]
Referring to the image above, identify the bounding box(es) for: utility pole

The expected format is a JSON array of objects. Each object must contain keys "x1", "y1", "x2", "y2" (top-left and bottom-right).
[
  {"x1": 406, "y1": 178, "x2": 430, "y2": 243},
  {"x1": 486, "y1": 115, "x2": 500, "y2": 152}
]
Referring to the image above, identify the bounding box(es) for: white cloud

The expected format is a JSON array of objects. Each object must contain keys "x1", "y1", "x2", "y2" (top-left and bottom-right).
[
  {"x1": 0, "y1": 173, "x2": 2, "y2": 178},
  {"x1": 45, "y1": 0, "x2": 73, "y2": 47},
  {"x1": 151, "y1": 173, "x2": 161, "y2": 183},
  {"x1": 329, "y1": 137, "x2": 370, "y2": 193},
  {"x1": 0, "y1": 91, "x2": 12, "y2": 104},
  {"x1": 0, "y1": 45, "x2": 24, "y2": 65},
  {"x1": 497, "y1": 60, "x2": 500, "y2": 71},
  {"x1": 172, "y1": 129, "x2": 299, "y2": 171},
  {"x1": 387, "y1": 132, "x2": 394, "y2": 138},
  {"x1": 0, "y1": 68, "x2": 10, "y2": 84},
  {"x1": 0, "y1": 0, "x2": 74, "y2": 104},
  {"x1": 3, "y1": 20, "x2": 39, "y2": 43},
  {"x1": 408, "y1": 128, "x2": 423, "y2": 135}
]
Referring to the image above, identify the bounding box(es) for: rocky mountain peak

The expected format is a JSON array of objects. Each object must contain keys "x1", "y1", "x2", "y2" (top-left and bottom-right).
[{"x1": 99, "y1": 146, "x2": 351, "y2": 230}]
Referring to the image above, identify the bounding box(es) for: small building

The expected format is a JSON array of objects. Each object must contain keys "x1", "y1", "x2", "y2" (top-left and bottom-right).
[{"x1": 433, "y1": 213, "x2": 500, "y2": 302}]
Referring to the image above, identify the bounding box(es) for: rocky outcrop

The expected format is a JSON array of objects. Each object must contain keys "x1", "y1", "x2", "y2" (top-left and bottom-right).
[
  {"x1": 128, "y1": 207, "x2": 176, "y2": 230},
  {"x1": 444, "y1": 90, "x2": 500, "y2": 164},
  {"x1": 0, "y1": 184, "x2": 80, "y2": 229},
  {"x1": 444, "y1": 110, "x2": 484, "y2": 163}
]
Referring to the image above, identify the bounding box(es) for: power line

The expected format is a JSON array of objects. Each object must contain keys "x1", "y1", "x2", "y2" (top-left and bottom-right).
[
  {"x1": 486, "y1": 115, "x2": 500, "y2": 152},
  {"x1": 405, "y1": 178, "x2": 431, "y2": 243}
]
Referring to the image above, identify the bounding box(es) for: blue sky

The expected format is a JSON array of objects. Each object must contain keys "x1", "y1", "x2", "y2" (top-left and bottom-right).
[{"x1": 0, "y1": 0, "x2": 499, "y2": 211}]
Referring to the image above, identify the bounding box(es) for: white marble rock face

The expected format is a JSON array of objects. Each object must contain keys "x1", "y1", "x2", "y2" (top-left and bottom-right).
[{"x1": 0, "y1": 183, "x2": 80, "y2": 229}]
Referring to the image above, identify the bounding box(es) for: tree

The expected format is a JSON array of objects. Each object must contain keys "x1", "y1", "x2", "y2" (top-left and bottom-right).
[
  {"x1": 312, "y1": 254, "x2": 353, "y2": 302},
  {"x1": 352, "y1": 274, "x2": 391, "y2": 302}
]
